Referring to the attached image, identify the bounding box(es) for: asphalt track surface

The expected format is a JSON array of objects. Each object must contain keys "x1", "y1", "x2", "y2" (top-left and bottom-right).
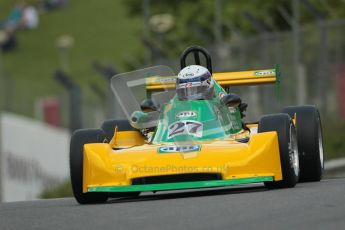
[{"x1": 1, "y1": 178, "x2": 344, "y2": 230}]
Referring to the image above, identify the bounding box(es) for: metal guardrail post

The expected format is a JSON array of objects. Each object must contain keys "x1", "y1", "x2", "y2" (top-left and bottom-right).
[{"x1": 54, "y1": 70, "x2": 82, "y2": 132}]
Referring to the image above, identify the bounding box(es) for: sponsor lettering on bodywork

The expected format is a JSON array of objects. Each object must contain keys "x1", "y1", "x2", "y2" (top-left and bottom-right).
[
  {"x1": 254, "y1": 70, "x2": 275, "y2": 76},
  {"x1": 176, "y1": 111, "x2": 197, "y2": 118},
  {"x1": 158, "y1": 144, "x2": 201, "y2": 153}
]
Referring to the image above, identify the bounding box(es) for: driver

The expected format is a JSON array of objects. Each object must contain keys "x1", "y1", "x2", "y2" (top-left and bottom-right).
[
  {"x1": 176, "y1": 65, "x2": 215, "y2": 101},
  {"x1": 132, "y1": 65, "x2": 214, "y2": 139},
  {"x1": 176, "y1": 64, "x2": 248, "y2": 119}
]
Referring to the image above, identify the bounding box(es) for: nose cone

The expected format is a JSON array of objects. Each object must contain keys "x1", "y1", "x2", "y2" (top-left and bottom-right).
[{"x1": 83, "y1": 132, "x2": 283, "y2": 190}]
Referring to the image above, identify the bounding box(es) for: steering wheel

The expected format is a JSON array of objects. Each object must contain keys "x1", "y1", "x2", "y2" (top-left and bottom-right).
[{"x1": 180, "y1": 45, "x2": 213, "y2": 74}]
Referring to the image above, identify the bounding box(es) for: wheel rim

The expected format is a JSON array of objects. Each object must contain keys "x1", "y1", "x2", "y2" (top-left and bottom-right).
[
  {"x1": 317, "y1": 117, "x2": 324, "y2": 169},
  {"x1": 289, "y1": 124, "x2": 299, "y2": 177}
]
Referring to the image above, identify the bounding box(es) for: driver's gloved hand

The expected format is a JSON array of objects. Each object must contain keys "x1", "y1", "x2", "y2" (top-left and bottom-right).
[{"x1": 221, "y1": 93, "x2": 247, "y2": 118}]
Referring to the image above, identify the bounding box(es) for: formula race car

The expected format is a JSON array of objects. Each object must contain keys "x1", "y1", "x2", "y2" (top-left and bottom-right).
[{"x1": 70, "y1": 46, "x2": 324, "y2": 204}]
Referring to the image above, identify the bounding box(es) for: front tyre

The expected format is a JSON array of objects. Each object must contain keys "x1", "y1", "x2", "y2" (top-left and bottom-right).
[
  {"x1": 282, "y1": 106, "x2": 324, "y2": 182},
  {"x1": 101, "y1": 119, "x2": 136, "y2": 141},
  {"x1": 258, "y1": 114, "x2": 299, "y2": 188},
  {"x1": 70, "y1": 129, "x2": 108, "y2": 204}
]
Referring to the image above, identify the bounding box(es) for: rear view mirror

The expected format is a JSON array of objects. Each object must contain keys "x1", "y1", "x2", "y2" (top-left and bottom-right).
[{"x1": 140, "y1": 99, "x2": 157, "y2": 112}]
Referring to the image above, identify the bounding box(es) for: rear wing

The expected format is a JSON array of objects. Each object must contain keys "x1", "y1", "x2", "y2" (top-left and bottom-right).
[{"x1": 146, "y1": 65, "x2": 280, "y2": 91}]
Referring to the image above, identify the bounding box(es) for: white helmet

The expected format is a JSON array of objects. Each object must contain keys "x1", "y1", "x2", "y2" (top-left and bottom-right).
[{"x1": 176, "y1": 65, "x2": 215, "y2": 101}]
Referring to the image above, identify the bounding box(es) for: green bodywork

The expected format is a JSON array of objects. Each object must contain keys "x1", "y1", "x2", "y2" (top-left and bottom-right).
[
  {"x1": 87, "y1": 176, "x2": 273, "y2": 192},
  {"x1": 152, "y1": 82, "x2": 243, "y2": 144}
]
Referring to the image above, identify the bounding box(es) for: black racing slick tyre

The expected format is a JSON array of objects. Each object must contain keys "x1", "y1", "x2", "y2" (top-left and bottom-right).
[
  {"x1": 101, "y1": 119, "x2": 136, "y2": 141},
  {"x1": 70, "y1": 129, "x2": 108, "y2": 204},
  {"x1": 282, "y1": 105, "x2": 324, "y2": 182},
  {"x1": 258, "y1": 114, "x2": 299, "y2": 188}
]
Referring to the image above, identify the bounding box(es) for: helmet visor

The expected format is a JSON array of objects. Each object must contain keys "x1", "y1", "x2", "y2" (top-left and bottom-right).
[{"x1": 176, "y1": 85, "x2": 213, "y2": 100}]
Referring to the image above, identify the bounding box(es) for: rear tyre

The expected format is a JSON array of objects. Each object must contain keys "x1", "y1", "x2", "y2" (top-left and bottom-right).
[
  {"x1": 258, "y1": 114, "x2": 299, "y2": 188},
  {"x1": 70, "y1": 129, "x2": 108, "y2": 204},
  {"x1": 101, "y1": 119, "x2": 136, "y2": 141},
  {"x1": 282, "y1": 106, "x2": 324, "y2": 182}
]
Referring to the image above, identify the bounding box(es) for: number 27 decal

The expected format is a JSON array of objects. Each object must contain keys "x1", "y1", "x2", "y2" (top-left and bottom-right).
[{"x1": 168, "y1": 120, "x2": 203, "y2": 139}]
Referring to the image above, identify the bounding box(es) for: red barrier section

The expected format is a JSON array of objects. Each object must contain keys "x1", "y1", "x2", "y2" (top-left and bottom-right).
[{"x1": 43, "y1": 97, "x2": 61, "y2": 127}]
